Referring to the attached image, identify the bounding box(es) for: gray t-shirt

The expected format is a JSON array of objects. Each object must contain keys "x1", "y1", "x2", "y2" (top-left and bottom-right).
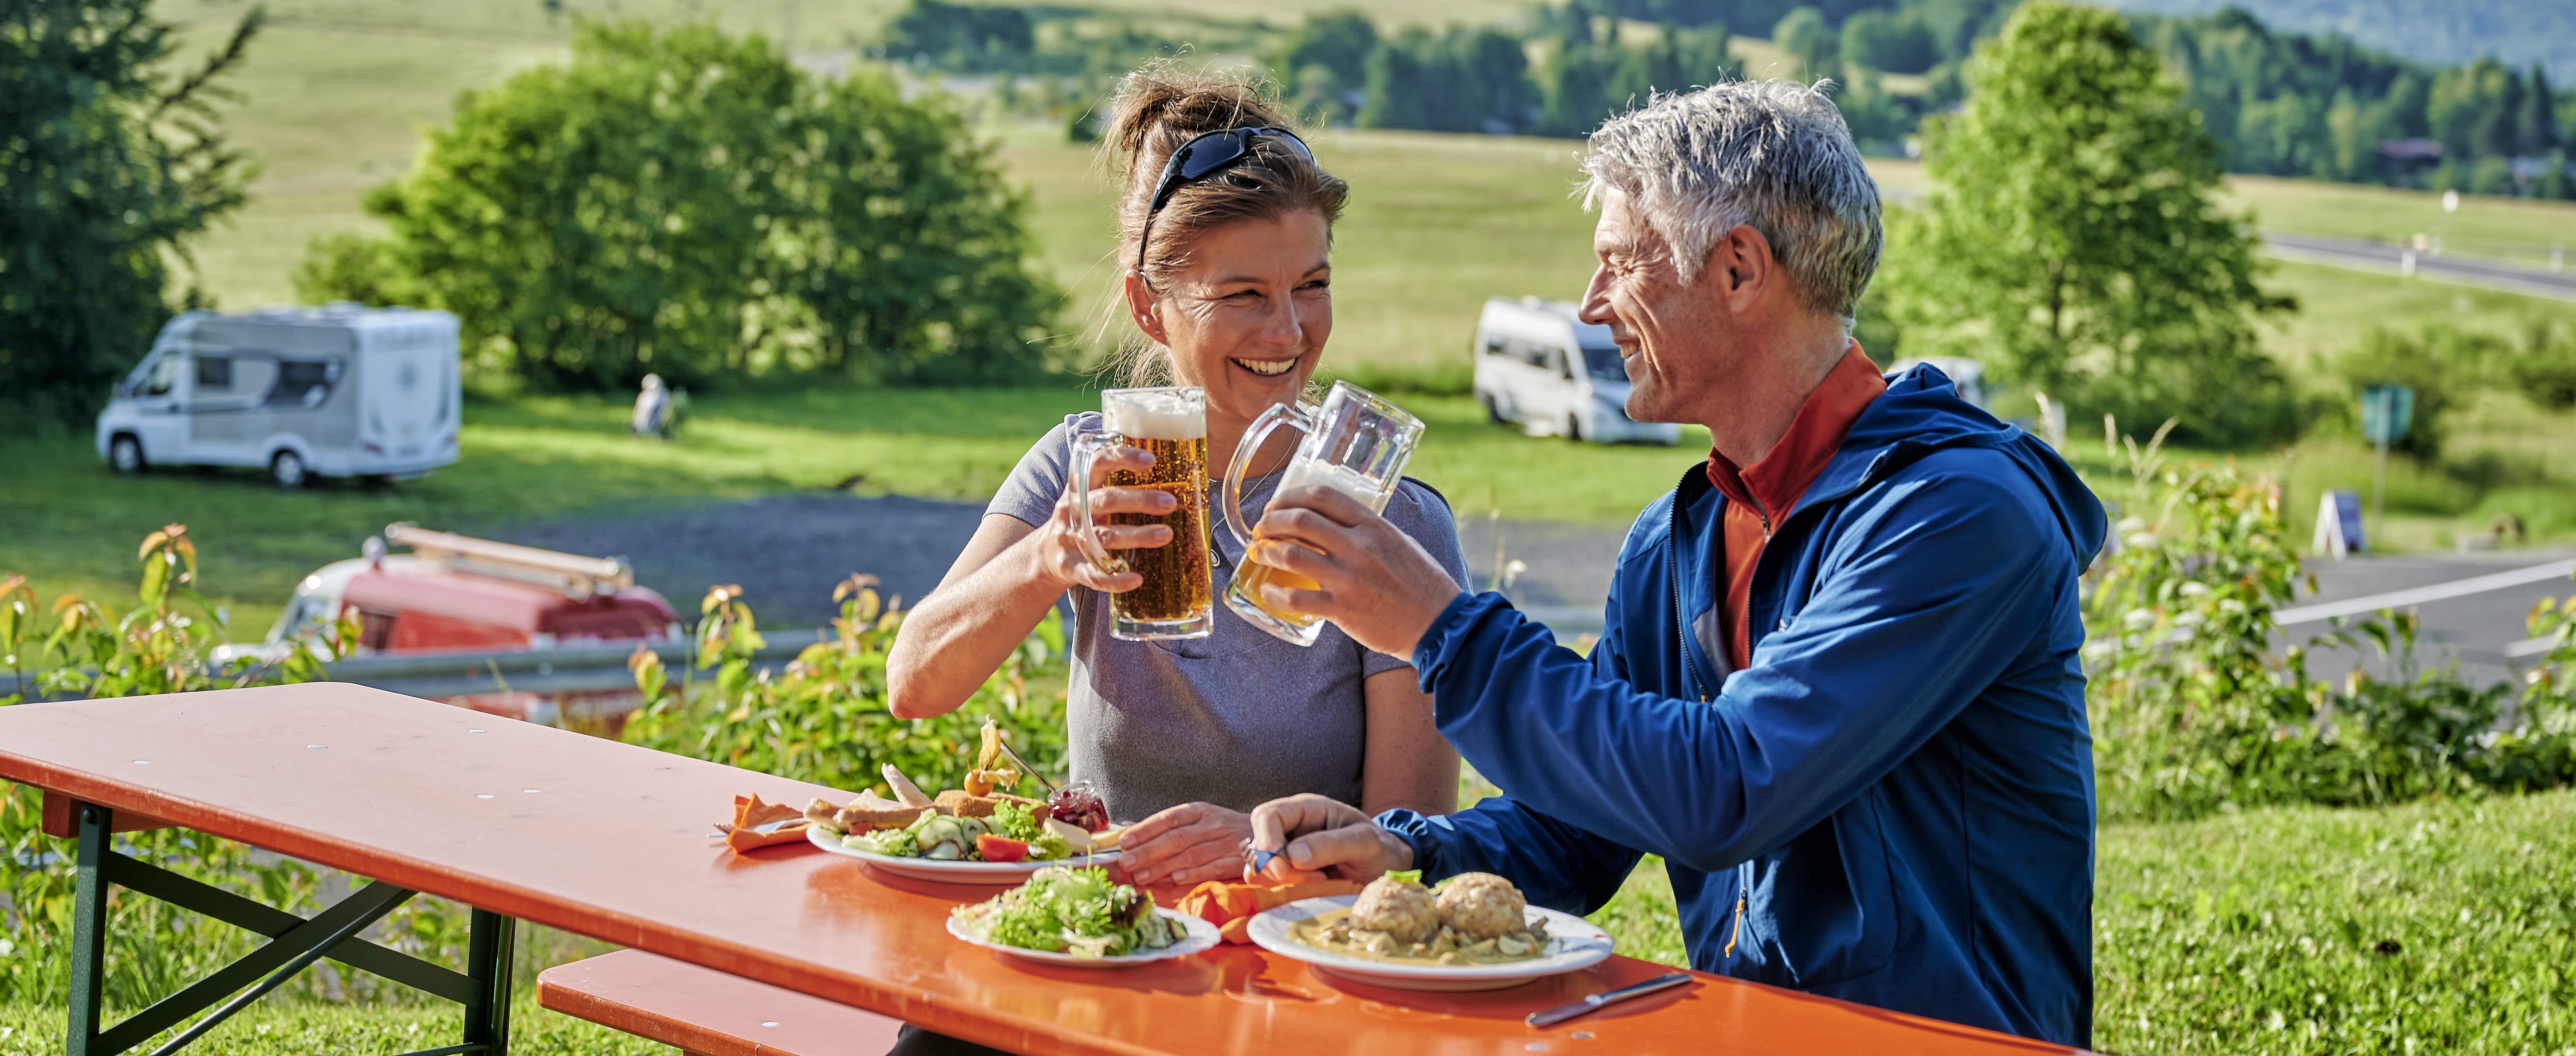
[{"x1": 988, "y1": 413, "x2": 1469, "y2": 822}]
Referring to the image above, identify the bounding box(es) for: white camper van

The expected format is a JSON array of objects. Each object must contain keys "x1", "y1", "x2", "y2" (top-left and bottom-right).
[
  {"x1": 1886, "y1": 356, "x2": 1989, "y2": 409},
  {"x1": 95, "y1": 306, "x2": 462, "y2": 489},
  {"x1": 1471, "y1": 296, "x2": 1680, "y2": 445}
]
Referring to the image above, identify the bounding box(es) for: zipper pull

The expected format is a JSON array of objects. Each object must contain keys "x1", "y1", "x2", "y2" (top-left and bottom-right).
[{"x1": 1724, "y1": 892, "x2": 1747, "y2": 958}]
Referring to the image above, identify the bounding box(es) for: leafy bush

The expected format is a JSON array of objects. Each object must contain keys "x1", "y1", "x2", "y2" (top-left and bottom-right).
[
  {"x1": 2511, "y1": 325, "x2": 2576, "y2": 412},
  {"x1": 0, "y1": 528, "x2": 366, "y2": 1009},
  {"x1": 2084, "y1": 431, "x2": 2576, "y2": 823},
  {"x1": 296, "y1": 20, "x2": 1062, "y2": 393},
  {"x1": 624, "y1": 576, "x2": 1068, "y2": 796},
  {"x1": 2328, "y1": 325, "x2": 2513, "y2": 459}
]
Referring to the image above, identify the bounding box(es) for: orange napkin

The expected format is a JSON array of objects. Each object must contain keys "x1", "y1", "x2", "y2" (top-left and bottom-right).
[
  {"x1": 1177, "y1": 879, "x2": 1366, "y2": 944},
  {"x1": 720, "y1": 794, "x2": 810, "y2": 853}
]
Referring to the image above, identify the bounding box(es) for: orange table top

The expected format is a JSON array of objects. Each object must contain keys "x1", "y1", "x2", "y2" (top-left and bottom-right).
[{"x1": 0, "y1": 684, "x2": 2077, "y2": 1055}]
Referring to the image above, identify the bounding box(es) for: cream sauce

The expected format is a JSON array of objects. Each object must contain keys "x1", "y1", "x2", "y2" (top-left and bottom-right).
[{"x1": 1288, "y1": 908, "x2": 1548, "y2": 965}]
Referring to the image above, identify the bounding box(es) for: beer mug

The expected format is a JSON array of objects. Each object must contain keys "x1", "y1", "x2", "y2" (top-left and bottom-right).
[
  {"x1": 1068, "y1": 387, "x2": 1216, "y2": 641},
  {"x1": 1222, "y1": 381, "x2": 1426, "y2": 646}
]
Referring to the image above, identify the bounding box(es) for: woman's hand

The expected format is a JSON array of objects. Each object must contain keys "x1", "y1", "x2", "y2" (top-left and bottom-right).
[
  {"x1": 1114, "y1": 802, "x2": 1254, "y2": 887},
  {"x1": 1035, "y1": 446, "x2": 1175, "y2": 594},
  {"x1": 1246, "y1": 793, "x2": 1414, "y2": 883}
]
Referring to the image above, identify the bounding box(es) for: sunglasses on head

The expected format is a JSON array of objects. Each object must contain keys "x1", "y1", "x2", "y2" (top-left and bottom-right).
[{"x1": 1136, "y1": 125, "x2": 1314, "y2": 274}]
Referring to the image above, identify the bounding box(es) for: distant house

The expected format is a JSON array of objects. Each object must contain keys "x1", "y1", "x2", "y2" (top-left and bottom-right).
[{"x1": 2377, "y1": 137, "x2": 2444, "y2": 183}]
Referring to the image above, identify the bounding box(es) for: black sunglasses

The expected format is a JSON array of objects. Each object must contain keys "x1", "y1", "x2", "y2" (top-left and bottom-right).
[{"x1": 1136, "y1": 125, "x2": 1314, "y2": 274}]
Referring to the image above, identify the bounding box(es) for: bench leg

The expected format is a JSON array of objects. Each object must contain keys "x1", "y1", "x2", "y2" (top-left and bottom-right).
[
  {"x1": 66, "y1": 803, "x2": 112, "y2": 1056},
  {"x1": 462, "y1": 908, "x2": 516, "y2": 1052}
]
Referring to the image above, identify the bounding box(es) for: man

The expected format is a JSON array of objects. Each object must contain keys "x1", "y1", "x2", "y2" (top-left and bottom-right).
[{"x1": 1240, "y1": 82, "x2": 2105, "y2": 1047}]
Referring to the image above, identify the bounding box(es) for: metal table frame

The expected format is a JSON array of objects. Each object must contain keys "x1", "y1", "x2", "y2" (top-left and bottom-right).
[{"x1": 60, "y1": 801, "x2": 516, "y2": 1056}]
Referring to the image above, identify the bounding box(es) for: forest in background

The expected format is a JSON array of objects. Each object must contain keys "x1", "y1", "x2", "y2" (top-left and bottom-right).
[{"x1": 884, "y1": 0, "x2": 2576, "y2": 198}]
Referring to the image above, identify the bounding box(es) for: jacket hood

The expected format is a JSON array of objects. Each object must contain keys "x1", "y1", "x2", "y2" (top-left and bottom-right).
[{"x1": 1802, "y1": 363, "x2": 2108, "y2": 567}]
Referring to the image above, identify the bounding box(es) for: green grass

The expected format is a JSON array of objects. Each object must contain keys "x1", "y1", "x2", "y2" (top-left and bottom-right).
[
  {"x1": 1588, "y1": 788, "x2": 2576, "y2": 1054},
  {"x1": 0, "y1": 921, "x2": 669, "y2": 1055},
  {"x1": 0, "y1": 998, "x2": 670, "y2": 1056}
]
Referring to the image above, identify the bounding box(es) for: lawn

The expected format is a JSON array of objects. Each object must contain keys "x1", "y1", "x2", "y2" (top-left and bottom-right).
[{"x1": 1587, "y1": 788, "x2": 2576, "y2": 1054}]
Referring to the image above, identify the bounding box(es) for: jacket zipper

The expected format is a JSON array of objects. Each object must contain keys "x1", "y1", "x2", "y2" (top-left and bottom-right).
[{"x1": 1671, "y1": 467, "x2": 1751, "y2": 963}]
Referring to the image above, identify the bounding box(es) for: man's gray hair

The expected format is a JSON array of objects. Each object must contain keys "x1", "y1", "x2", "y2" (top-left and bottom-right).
[{"x1": 1579, "y1": 81, "x2": 1883, "y2": 327}]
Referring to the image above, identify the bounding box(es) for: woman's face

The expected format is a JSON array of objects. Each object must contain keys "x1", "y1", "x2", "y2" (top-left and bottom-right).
[{"x1": 1129, "y1": 209, "x2": 1332, "y2": 425}]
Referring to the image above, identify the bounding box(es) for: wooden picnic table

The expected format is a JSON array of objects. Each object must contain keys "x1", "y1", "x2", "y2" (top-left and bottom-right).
[{"x1": 0, "y1": 683, "x2": 2077, "y2": 1055}]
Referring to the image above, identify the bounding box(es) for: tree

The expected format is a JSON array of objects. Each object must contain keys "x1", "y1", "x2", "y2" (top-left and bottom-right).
[
  {"x1": 1841, "y1": 9, "x2": 1939, "y2": 75},
  {"x1": 0, "y1": 0, "x2": 261, "y2": 435},
  {"x1": 1359, "y1": 26, "x2": 1535, "y2": 134},
  {"x1": 1275, "y1": 11, "x2": 1378, "y2": 91},
  {"x1": 1774, "y1": 7, "x2": 1837, "y2": 79},
  {"x1": 2520, "y1": 64, "x2": 2560, "y2": 156},
  {"x1": 1877, "y1": 2, "x2": 2295, "y2": 444},
  {"x1": 298, "y1": 20, "x2": 1057, "y2": 390}
]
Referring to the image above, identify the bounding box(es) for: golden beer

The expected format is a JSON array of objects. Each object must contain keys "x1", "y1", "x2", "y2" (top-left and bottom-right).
[
  {"x1": 1070, "y1": 387, "x2": 1216, "y2": 641},
  {"x1": 1106, "y1": 433, "x2": 1212, "y2": 625}
]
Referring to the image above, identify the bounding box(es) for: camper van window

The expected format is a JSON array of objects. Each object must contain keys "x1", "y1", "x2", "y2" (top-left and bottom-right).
[
  {"x1": 1578, "y1": 345, "x2": 1627, "y2": 383},
  {"x1": 194, "y1": 356, "x2": 232, "y2": 391},
  {"x1": 134, "y1": 354, "x2": 181, "y2": 398},
  {"x1": 1484, "y1": 335, "x2": 1506, "y2": 355},
  {"x1": 267, "y1": 359, "x2": 334, "y2": 407}
]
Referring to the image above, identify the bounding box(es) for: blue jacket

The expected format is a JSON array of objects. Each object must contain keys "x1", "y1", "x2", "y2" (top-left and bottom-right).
[{"x1": 1382, "y1": 366, "x2": 2106, "y2": 1046}]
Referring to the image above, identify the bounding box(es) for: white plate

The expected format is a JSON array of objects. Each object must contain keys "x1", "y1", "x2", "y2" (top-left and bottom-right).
[
  {"x1": 946, "y1": 906, "x2": 1221, "y2": 968},
  {"x1": 805, "y1": 824, "x2": 1121, "y2": 884},
  {"x1": 1247, "y1": 895, "x2": 1615, "y2": 992}
]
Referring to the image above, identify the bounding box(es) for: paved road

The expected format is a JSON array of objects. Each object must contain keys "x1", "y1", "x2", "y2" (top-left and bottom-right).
[{"x1": 2261, "y1": 232, "x2": 2576, "y2": 303}]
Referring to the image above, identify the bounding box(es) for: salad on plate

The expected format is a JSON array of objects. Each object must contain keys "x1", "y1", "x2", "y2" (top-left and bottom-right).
[{"x1": 950, "y1": 867, "x2": 1192, "y2": 958}]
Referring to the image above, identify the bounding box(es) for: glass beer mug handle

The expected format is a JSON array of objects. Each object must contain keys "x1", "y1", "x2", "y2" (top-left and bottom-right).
[
  {"x1": 1066, "y1": 430, "x2": 1126, "y2": 574},
  {"x1": 1224, "y1": 401, "x2": 1314, "y2": 552}
]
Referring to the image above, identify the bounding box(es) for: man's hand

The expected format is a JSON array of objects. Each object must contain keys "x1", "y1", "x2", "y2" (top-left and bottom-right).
[
  {"x1": 1113, "y1": 802, "x2": 1252, "y2": 887},
  {"x1": 1248, "y1": 486, "x2": 1464, "y2": 658},
  {"x1": 1246, "y1": 793, "x2": 1415, "y2": 883}
]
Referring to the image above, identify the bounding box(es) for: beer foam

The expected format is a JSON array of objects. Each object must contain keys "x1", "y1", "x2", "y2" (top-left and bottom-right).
[
  {"x1": 1278, "y1": 460, "x2": 1391, "y2": 512},
  {"x1": 1104, "y1": 392, "x2": 1204, "y2": 440}
]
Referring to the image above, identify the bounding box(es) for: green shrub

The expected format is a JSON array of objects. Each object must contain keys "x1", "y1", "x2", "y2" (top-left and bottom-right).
[
  {"x1": 623, "y1": 575, "x2": 1068, "y2": 796},
  {"x1": 2328, "y1": 325, "x2": 2513, "y2": 459},
  {"x1": 2084, "y1": 433, "x2": 2576, "y2": 822},
  {"x1": 0, "y1": 528, "x2": 365, "y2": 1009},
  {"x1": 2511, "y1": 327, "x2": 2576, "y2": 411},
  {"x1": 296, "y1": 20, "x2": 1062, "y2": 393}
]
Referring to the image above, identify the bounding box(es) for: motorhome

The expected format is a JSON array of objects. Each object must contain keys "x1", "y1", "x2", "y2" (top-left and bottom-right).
[
  {"x1": 1470, "y1": 296, "x2": 1680, "y2": 445},
  {"x1": 94, "y1": 305, "x2": 462, "y2": 488}
]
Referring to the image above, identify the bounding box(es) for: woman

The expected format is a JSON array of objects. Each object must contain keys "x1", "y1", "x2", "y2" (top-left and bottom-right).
[{"x1": 886, "y1": 70, "x2": 1467, "y2": 892}]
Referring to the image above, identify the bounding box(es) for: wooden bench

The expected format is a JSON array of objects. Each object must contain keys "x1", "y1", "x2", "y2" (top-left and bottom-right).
[{"x1": 540, "y1": 949, "x2": 904, "y2": 1056}]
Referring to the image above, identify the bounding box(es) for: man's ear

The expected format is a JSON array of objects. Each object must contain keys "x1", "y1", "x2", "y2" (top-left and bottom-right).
[
  {"x1": 1124, "y1": 272, "x2": 1169, "y2": 345},
  {"x1": 1711, "y1": 224, "x2": 1774, "y2": 314}
]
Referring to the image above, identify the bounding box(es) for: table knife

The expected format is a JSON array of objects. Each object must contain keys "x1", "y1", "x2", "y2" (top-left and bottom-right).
[{"x1": 1525, "y1": 973, "x2": 1694, "y2": 1028}]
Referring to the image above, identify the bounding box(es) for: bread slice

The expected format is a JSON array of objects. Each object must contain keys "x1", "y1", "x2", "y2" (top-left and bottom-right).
[{"x1": 834, "y1": 802, "x2": 926, "y2": 831}]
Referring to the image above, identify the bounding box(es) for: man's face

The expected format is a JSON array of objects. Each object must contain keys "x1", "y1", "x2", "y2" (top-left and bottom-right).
[{"x1": 1577, "y1": 189, "x2": 1730, "y2": 426}]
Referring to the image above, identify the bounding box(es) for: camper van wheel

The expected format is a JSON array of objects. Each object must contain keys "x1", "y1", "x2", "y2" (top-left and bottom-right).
[
  {"x1": 1479, "y1": 392, "x2": 1506, "y2": 424},
  {"x1": 108, "y1": 434, "x2": 146, "y2": 474},
  {"x1": 1563, "y1": 414, "x2": 1584, "y2": 443},
  {"x1": 270, "y1": 450, "x2": 309, "y2": 490}
]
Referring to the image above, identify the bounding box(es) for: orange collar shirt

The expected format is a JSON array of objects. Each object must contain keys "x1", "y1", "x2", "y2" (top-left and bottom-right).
[{"x1": 1703, "y1": 344, "x2": 1887, "y2": 672}]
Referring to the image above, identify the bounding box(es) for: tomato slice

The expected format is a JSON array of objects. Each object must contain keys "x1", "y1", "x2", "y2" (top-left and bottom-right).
[{"x1": 975, "y1": 834, "x2": 1029, "y2": 863}]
